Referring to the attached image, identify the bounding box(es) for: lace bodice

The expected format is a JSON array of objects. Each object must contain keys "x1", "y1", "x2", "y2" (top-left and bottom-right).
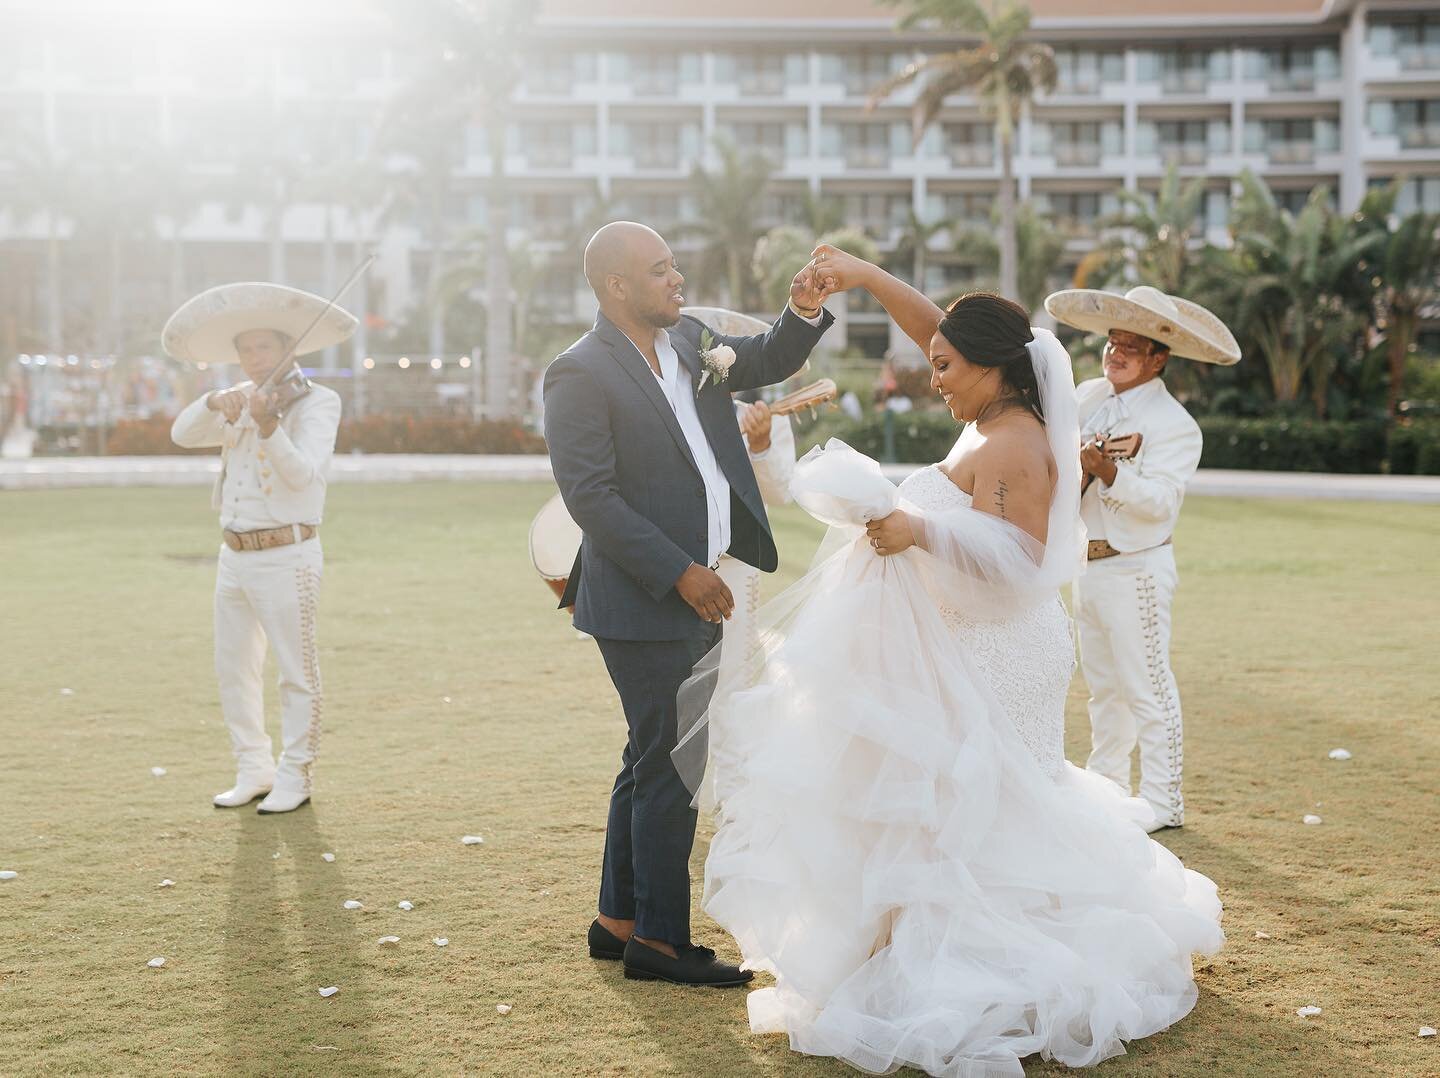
[{"x1": 898, "y1": 465, "x2": 1073, "y2": 776}]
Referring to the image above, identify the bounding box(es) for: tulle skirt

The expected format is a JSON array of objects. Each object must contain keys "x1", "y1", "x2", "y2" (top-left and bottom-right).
[{"x1": 698, "y1": 539, "x2": 1224, "y2": 1076}]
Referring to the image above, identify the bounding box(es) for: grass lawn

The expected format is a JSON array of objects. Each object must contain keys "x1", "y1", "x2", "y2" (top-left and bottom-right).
[{"x1": 1, "y1": 481, "x2": 1437, "y2": 1077}]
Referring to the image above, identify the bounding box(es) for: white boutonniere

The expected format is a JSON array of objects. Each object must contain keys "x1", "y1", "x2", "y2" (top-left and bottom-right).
[{"x1": 697, "y1": 329, "x2": 736, "y2": 393}]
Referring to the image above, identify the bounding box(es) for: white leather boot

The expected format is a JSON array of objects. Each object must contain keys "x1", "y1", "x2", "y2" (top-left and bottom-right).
[
  {"x1": 214, "y1": 782, "x2": 272, "y2": 808},
  {"x1": 256, "y1": 787, "x2": 310, "y2": 814}
]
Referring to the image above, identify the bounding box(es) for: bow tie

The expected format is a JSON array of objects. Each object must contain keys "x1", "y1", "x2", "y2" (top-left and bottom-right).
[{"x1": 1083, "y1": 393, "x2": 1128, "y2": 438}]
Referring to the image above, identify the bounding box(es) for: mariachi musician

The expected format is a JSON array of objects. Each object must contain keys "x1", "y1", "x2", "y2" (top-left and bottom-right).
[
  {"x1": 167, "y1": 282, "x2": 355, "y2": 815},
  {"x1": 1044, "y1": 284, "x2": 1240, "y2": 833}
]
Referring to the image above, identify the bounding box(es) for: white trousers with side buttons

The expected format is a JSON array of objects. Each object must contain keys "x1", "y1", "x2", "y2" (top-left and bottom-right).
[
  {"x1": 213, "y1": 538, "x2": 324, "y2": 795},
  {"x1": 1074, "y1": 544, "x2": 1185, "y2": 827}
]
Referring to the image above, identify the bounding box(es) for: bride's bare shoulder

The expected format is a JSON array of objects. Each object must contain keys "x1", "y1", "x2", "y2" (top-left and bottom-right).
[{"x1": 978, "y1": 412, "x2": 1054, "y2": 473}]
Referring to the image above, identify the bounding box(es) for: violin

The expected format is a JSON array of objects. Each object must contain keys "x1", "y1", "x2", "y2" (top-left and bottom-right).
[{"x1": 252, "y1": 360, "x2": 312, "y2": 420}]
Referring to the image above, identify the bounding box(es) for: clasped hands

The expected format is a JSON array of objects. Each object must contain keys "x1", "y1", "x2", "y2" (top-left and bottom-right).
[{"x1": 208, "y1": 387, "x2": 281, "y2": 437}]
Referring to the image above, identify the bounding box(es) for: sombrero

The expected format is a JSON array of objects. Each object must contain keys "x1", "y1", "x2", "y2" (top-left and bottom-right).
[
  {"x1": 162, "y1": 282, "x2": 357, "y2": 366},
  {"x1": 1044, "y1": 285, "x2": 1240, "y2": 366}
]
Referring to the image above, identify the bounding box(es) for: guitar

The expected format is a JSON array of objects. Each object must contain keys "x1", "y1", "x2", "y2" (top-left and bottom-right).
[
  {"x1": 1081, "y1": 432, "x2": 1143, "y2": 494},
  {"x1": 768, "y1": 378, "x2": 838, "y2": 418}
]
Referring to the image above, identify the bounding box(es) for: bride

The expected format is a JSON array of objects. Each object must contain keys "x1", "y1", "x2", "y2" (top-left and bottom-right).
[{"x1": 674, "y1": 247, "x2": 1223, "y2": 1076}]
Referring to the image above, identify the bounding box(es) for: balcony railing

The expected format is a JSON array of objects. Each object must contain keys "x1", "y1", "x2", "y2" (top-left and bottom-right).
[
  {"x1": 634, "y1": 75, "x2": 680, "y2": 96},
  {"x1": 844, "y1": 145, "x2": 892, "y2": 168},
  {"x1": 1397, "y1": 45, "x2": 1440, "y2": 71},
  {"x1": 1399, "y1": 125, "x2": 1440, "y2": 150},
  {"x1": 1054, "y1": 143, "x2": 1103, "y2": 166},
  {"x1": 1159, "y1": 143, "x2": 1210, "y2": 166},
  {"x1": 1268, "y1": 69, "x2": 1317, "y2": 92},
  {"x1": 1161, "y1": 70, "x2": 1210, "y2": 93},
  {"x1": 633, "y1": 146, "x2": 682, "y2": 169},
  {"x1": 1268, "y1": 141, "x2": 1315, "y2": 164},
  {"x1": 738, "y1": 73, "x2": 786, "y2": 97},
  {"x1": 524, "y1": 145, "x2": 574, "y2": 169},
  {"x1": 1056, "y1": 75, "x2": 1103, "y2": 95},
  {"x1": 949, "y1": 144, "x2": 994, "y2": 167}
]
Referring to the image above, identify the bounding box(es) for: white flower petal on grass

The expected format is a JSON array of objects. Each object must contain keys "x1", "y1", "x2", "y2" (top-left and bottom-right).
[
  {"x1": 1302, "y1": 815, "x2": 1323, "y2": 826},
  {"x1": 442, "y1": 696, "x2": 452, "y2": 704},
  {"x1": 321, "y1": 853, "x2": 335, "y2": 863},
  {"x1": 60, "y1": 688, "x2": 73, "y2": 696},
  {"x1": 148, "y1": 957, "x2": 166, "y2": 968},
  {"x1": 159, "y1": 879, "x2": 175, "y2": 888},
  {"x1": 318, "y1": 986, "x2": 340, "y2": 998},
  {"x1": 1328, "y1": 748, "x2": 1352, "y2": 761},
  {"x1": 150, "y1": 767, "x2": 167, "y2": 778},
  {"x1": 0, "y1": 871, "x2": 18, "y2": 881},
  {"x1": 461, "y1": 835, "x2": 484, "y2": 846},
  {"x1": 377, "y1": 936, "x2": 400, "y2": 947},
  {"x1": 343, "y1": 900, "x2": 363, "y2": 910},
  {"x1": 1254, "y1": 931, "x2": 1271, "y2": 939},
  {"x1": 1296, "y1": 1006, "x2": 1322, "y2": 1018},
  {"x1": 272, "y1": 852, "x2": 281, "y2": 860},
  {"x1": 397, "y1": 901, "x2": 414, "y2": 911},
  {"x1": 433, "y1": 938, "x2": 448, "y2": 947},
  {"x1": 495, "y1": 1004, "x2": 512, "y2": 1015},
  {"x1": 1419, "y1": 1027, "x2": 1436, "y2": 1038}
]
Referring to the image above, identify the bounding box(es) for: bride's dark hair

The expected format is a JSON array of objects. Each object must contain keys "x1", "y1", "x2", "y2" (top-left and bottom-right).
[{"x1": 937, "y1": 292, "x2": 1044, "y2": 422}]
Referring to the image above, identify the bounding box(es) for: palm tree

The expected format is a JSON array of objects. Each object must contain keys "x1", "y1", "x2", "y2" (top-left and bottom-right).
[
  {"x1": 1351, "y1": 181, "x2": 1440, "y2": 418},
  {"x1": 953, "y1": 200, "x2": 1065, "y2": 313},
  {"x1": 753, "y1": 225, "x2": 880, "y2": 310},
  {"x1": 1081, "y1": 165, "x2": 1208, "y2": 295},
  {"x1": 687, "y1": 136, "x2": 777, "y2": 309},
  {"x1": 795, "y1": 189, "x2": 845, "y2": 236},
  {"x1": 382, "y1": 0, "x2": 533, "y2": 418},
  {"x1": 872, "y1": 0, "x2": 1056, "y2": 300},
  {"x1": 892, "y1": 207, "x2": 948, "y2": 298},
  {"x1": 1226, "y1": 172, "x2": 1382, "y2": 416}
]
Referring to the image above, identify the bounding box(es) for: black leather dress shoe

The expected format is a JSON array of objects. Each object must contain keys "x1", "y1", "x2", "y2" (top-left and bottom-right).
[
  {"x1": 622, "y1": 938, "x2": 753, "y2": 987},
  {"x1": 588, "y1": 919, "x2": 627, "y2": 960}
]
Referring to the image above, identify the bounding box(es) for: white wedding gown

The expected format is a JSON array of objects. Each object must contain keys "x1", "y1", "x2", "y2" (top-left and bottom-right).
[{"x1": 685, "y1": 445, "x2": 1224, "y2": 1077}]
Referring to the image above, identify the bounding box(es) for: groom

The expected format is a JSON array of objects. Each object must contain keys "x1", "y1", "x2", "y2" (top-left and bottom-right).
[{"x1": 544, "y1": 222, "x2": 833, "y2": 987}]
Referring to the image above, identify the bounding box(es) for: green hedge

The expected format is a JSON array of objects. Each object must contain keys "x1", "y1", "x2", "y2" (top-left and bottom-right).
[
  {"x1": 801, "y1": 412, "x2": 1440, "y2": 474},
  {"x1": 1386, "y1": 420, "x2": 1440, "y2": 475},
  {"x1": 1196, "y1": 418, "x2": 1389, "y2": 474}
]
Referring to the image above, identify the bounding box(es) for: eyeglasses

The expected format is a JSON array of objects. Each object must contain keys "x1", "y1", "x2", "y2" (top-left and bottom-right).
[{"x1": 1104, "y1": 336, "x2": 1153, "y2": 359}]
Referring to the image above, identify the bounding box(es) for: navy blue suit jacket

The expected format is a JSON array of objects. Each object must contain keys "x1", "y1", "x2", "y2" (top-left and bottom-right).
[{"x1": 543, "y1": 306, "x2": 833, "y2": 641}]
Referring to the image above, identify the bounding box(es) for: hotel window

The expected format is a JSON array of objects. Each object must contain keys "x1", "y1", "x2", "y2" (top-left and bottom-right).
[
  {"x1": 833, "y1": 123, "x2": 908, "y2": 168},
  {"x1": 1137, "y1": 48, "x2": 1228, "y2": 93},
  {"x1": 942, "y1": 122, "x2": 994, "y2": 166},
  {"x1": 525, "y1": 53, "x2": 597, "y2": 95},
  {"x1": 1032, "y1": 121, "x2": 1122, "y2": 166},
  {"x1": 714, "y1": 53, "x2": 801, "y2": 97},
  {"x1": 837, "y1": 50, "x2": 910, "y2": 97},
  {"x1": 1033, "y1": 191, "x2": 1116, "y2": 232},
  {"x1": 1391, "y1": 100, "x2": 1440, "y2": 149},
  {"x1": 1141, "y1": 120, "x2": 1226, "y2": 165},
  {"x1": 1384, "y1": 176, "x2": 1440, "y2": 214},
  {"x1": 612, "y1": 54, "x2": 701, "y2": 96},
  {"x1": 723, "y1": 120, "x2": 809, "y2": 161},
  {"x1": 1052, "y1": 48, "x2": 1124, "y2": 95},
  {"x1": 1245, "y1": 117, "x2": 1337, "y2": 162},
  {"x1": 838, "y1": 192, "x2": 910, "y2": 235},
  {"x1": 1249, "y1": 44, "x2": 1340, "y2": 92},
  {"x1": 1272, "y1": 187, "x2": 1333, "y2": 215},
  {"x1": 521, "y1": 123, "x2": 594, "y2": 168},
  {"x1": 613, "y1": 122, "x2": 701, "y2": 169},
  {"x1": 1369, "y1": 15, "x2": 1440, "y2": 72},
  {"x1": 927, "y1": 191, "x2": 991, "y2": 228}
]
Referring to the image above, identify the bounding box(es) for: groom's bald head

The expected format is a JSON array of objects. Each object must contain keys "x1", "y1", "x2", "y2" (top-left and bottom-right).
[{"x1": 584, "y1": 221, "x2": 686, "y2": 328}]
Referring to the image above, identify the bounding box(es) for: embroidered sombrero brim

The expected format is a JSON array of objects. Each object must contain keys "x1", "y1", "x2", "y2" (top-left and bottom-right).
[
  {"x1": 681, "y1": 306, "x2": 772, "y2": 338},
  {"x1": 162, "y1": 282, "x2": 357, "y2": 365},
  {"x1": 1044, "y1": 287, "x2": 1240, "y2": 366}
]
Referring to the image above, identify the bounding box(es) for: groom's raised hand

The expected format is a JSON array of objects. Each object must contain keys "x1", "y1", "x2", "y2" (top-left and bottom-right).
[{"x1": 676, "y1": 563, "x2": 735, "y2": 624}]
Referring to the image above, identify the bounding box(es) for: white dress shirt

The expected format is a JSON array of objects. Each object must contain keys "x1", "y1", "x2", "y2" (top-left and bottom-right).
[{"x1": 640, "y1": 328, "x2": 732, "y2": 567}]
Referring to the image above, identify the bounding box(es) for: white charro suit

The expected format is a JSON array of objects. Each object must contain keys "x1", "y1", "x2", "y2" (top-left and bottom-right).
[
  {"x1": 1073, "y1": 376, "x2": 1202, "y2": 828},
  {"x1": 171, "y1": 382, "x2": 342, "y2": 797}
]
